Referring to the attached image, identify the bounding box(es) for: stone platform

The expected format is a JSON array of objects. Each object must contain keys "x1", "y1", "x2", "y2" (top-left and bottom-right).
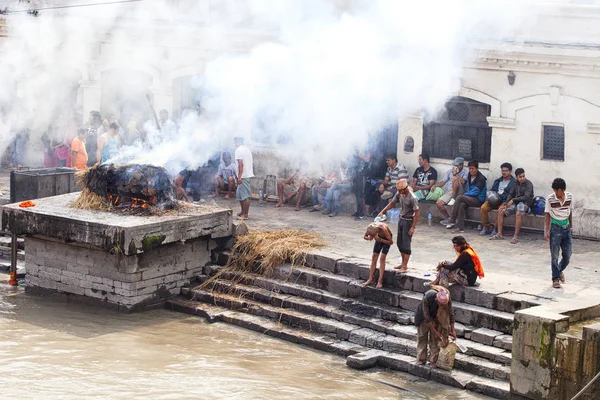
[
  {"x1": 1, "y1": 193, "x2": 234, "y2": 311},
  {"x1": 2, "y1": 192, "x2": 232, "y2": 255}
]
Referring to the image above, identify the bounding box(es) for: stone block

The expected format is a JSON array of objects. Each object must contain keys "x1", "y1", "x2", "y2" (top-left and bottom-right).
[
  {"x1": 471, "y1": 328, "x2": 503, "y2": 346},
  {"x1": 336, "y1": 260, "x2": 360, "y2": 279},
  {"x1": 493, "y1": 334, "x2": 513, "y2": 351},
  {"x1": 346, "y1": 349, "x2": 384, "y2": 370},
  {"x1": 38, "y1": 270, "x2": 61, "y2": 283},
  {"x1": 430, "y1": 369, "x2": 472, "y2": 389},
  {"x1": 381, "y1": 336, "x2": 411, "y2": 354},
  {"x1": 310, "y1": 251, "x2": 339, "y2": 274},
  {"x1": 55, "y1": 281, "x2": 85, "y2": 296}
]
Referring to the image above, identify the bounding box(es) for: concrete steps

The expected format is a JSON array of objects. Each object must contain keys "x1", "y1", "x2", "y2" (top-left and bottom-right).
[
  {"x1": 272, "y1": 263, "x2": 515, "y2": 335},
  {"x1": 167, "y1": 251, "x2": 522, "y2": 399},
  {"x1": 198, "y1": 272, "x2": 512, "y2": 356},
  {"x1": 168, "y1": 291, "x2": 511, "y2": 398}
]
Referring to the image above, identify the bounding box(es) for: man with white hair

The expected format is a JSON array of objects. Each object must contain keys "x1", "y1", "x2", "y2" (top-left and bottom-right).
[
  {"x1": 234, "y1": 136, "x2": 254, "y2": 220},
  {"x1": 414, "y1": 286, "x2": 456, "y2": 369}
]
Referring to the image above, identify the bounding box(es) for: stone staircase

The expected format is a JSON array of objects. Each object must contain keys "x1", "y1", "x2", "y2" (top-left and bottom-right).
[
  {"x1": 0, "y1": 233, "x2": 26, "y2": 276},
  {"x1": 167, "y1": 251, "x2": 548, "y2": 399}
]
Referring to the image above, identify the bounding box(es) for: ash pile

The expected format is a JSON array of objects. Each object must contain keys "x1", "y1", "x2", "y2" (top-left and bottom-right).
[{"x1": 72, "y1": 164, "x2": 177, "y2": 212}]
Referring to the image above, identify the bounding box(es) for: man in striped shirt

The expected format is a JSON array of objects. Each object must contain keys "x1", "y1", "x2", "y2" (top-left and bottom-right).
[{"x1": 544, "y1": 178, "x2": 573, "y2": 289}]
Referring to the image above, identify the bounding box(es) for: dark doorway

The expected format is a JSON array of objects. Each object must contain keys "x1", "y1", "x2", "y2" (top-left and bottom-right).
[
  {"x1": 422, "y1": 97, "x2": 492, "y2": 162},
  {"x1": 368, "y1": 123, "x2": 398, "y2": 179}
]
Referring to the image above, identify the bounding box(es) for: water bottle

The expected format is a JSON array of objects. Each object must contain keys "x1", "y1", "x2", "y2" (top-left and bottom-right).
[
  {"x1": 428, "y1": 212, "x2": 432, "y2": 226},
  {"x1": 258, "y1": 189, "x2": 263, "y2": 202}
]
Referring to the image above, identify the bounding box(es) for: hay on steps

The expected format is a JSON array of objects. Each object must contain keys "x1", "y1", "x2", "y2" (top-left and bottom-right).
[
  {"x1": 228, "y1": 229, "x2": 325, "y2": 273},
  {"x1": 200, "y1": 229, "x2": 325, "y2": 292}
]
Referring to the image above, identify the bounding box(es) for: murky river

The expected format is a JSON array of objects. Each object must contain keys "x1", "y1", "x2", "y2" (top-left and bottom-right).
[{"x1": 0, "y1": 275, "x2": 488, "y2": 399}]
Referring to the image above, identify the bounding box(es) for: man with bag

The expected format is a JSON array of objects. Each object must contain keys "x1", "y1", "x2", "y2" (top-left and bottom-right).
[{"x1": 414, "y1": 285, "x2": 456, "y2": 369}]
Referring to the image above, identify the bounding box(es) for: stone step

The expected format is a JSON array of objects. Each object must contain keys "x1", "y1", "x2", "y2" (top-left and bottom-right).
[
  {"x1": 0, "y1": 236, "x2": 25, "y2": 250},
  {"x1": 184, "y1": 286, "x2": 512, "y2": 381},
  {"x1": 166, "y1": 296, "x2": 511, "y2": 399},
  {"x1": 0, "y1": 248, "x2": 25, "y2": 261},
  {"x1": 302, "y1": 251, "x2": 548, "y2": 315},
  {"x1": 195, "y1": 275, "x2": 512, "y2": 356},
  {"x1": 272, "y1": 264, "x2": 515, "y2": 334},
  {"x1": 166, "y1": 297, "x2": 369, "y2": 357}
]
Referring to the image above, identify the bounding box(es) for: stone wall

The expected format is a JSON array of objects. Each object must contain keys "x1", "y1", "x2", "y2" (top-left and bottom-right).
[
  {"x1": 511, "y1": 307, "x2": 600, "y2": 399},
  {"x1": 24, "y1": 235, "x2": 215, "y2": 312}
]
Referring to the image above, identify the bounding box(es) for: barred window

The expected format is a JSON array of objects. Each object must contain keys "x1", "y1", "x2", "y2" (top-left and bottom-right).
[
  {"x1": 542, "y1": 125, "x2": 565, "y2": 161},
  {"x1": 422, "y1": 97, "x2": 492, "y2": 162}
]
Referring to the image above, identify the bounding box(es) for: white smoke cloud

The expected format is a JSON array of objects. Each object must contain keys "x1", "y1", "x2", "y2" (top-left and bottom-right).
[{"x1": 0, "y1": 0, "x2": 567, "y2": 174}]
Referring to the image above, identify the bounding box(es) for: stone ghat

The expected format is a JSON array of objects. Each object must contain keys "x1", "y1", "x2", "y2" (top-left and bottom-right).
[
  {"x1": 1, "y1": 192, "x2": 232, "y2": 256},
  {"x1": 1, "y1": 193, "x2": 234, "y2": 311},
  {"x1": 167, "y1": 251, "x2": 551, "y2": 399}
]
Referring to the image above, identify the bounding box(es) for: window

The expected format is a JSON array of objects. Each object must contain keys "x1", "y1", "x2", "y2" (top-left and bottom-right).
[
  {"x1": 542, "y1": 125, "x2": 565, "y2": 161},
  {"x1": 422, "y1": 97, "x2": 492, "y2": 162}
]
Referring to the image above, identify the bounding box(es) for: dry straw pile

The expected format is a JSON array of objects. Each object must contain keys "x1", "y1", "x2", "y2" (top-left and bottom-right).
[
  {"x1": 227, "y1": 229, "x2": 325, "y2": 274},
  {"x1": 201, "y1": 229, "x2": 325, "y2": 293},
  {"x1": 70, "y1": 169, "x2": 113, "y2": 211}
]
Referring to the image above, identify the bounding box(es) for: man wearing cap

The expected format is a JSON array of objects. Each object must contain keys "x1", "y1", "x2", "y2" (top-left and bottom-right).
[
  {"x1": 434, "y1": 157, "x2": 468, "y2": 224},
  {"x1": 234, "y1": 136, "x2": 254, "y2": 220},
  {"x1": 414, "y1": 286, "x2": 456, "y2": 368},
  {"x1": 377, "y1": 179, "x2": 419, "y2": 273}
]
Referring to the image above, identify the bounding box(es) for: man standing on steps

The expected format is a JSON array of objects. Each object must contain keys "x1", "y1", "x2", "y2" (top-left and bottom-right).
[
  {"x1": 545, "y1": 178, "x2": 573, "y2": 289},
  {"x1": 414, "y1": 286, "x2": 456, "y2": 369},
  {"x1": 234, "y1": 136, "x2": 254, "y2": 221},
  {"x1": 377, "y1": 179, "x2": 419, "y2": 273}
]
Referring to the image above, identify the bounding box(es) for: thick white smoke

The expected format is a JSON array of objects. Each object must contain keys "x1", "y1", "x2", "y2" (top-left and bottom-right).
[{"x1": 0, "y1": 0, "x2": 557, "y2": 175}]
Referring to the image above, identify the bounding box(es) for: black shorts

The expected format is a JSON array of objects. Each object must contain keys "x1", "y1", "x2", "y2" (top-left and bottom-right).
[{"x1": 373, "y1": 234, "x2": 392, "y2": 254}]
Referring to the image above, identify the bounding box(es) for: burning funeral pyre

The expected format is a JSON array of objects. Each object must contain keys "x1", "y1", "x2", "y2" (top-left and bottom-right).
[{"x1": 71, "y1": 164, "x2": 177, "y2": 213}]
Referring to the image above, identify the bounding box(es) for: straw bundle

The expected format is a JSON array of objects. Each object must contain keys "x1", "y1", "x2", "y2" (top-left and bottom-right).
[
  {"x1": 200, "y1": 229, "x2": 325, "y2": 294},
  {"x1": 70, "y1": 188, "x2": 113, "y2": 211},
  {"x1": 227, "y1": 229, "x2": 325, "y2": 274}
]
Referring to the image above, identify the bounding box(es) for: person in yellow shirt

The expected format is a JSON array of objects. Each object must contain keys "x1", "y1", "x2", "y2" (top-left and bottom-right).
[{"x1": 70, "y1": 127, "x2": 89, "y2": 170}]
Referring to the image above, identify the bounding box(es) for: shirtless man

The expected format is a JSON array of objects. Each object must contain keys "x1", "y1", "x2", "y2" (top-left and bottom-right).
[{"x1": 363, "y1": 222, "x2": 394, "y2": 289}]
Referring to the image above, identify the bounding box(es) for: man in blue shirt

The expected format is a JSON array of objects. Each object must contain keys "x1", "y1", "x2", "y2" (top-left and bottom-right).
[{"x1": 444, "y1": 160, "x2": 487, "y2": 233}]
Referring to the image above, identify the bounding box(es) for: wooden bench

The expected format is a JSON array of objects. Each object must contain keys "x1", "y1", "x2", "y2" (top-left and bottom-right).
[{"x1": 417, "y1": 200, "x2": 545, "y2": 232}]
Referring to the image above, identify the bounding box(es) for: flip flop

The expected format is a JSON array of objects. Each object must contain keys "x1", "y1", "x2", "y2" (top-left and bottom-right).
[
  {"x1": 510, "y1": 237, "x2": 519, "y2": 244},
  {"x1": 489, "y1": 234, "x2": 504, "y2": 240}
]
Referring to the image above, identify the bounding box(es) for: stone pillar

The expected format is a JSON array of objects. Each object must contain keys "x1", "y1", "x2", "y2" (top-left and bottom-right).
[{"x1": 510, "y1": 307, "x2": 570, "y2": 399}]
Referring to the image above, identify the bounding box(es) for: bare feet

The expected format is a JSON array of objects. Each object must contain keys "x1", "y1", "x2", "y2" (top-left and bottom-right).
[
  {"x1": 363, "y1": 279, "x2": 373, "y2": 287},
  {"x1": 238, "y1": 215, "x2": 249, "y2": 220},
  {"x1": 237, "y1": 212, "x2": 243, "y2": 217},
  {"x1": 430, "y1": 363, "x2": 437, "y2": 369},
  {"x1": 274, "y1": 202, "x2": 284, "y2": 208},
  {"x1": 209, "y1": 193, "x2": 217, "y2": 198},
  {"x1": 415, "y1": 360, "x2": 426, "y2": 365},
  {"x1": 394, "y1": 265, "x2": 408, "y2": 273},
  {"x1": 294, "y1": 206, "x2": 300, "y2": 211},
  {"x1": 224, "y1": 194, "x2": 230, "y2": 199},
  {"x1": 376, "y1": 281, "x2": 383, "y2": 289}
]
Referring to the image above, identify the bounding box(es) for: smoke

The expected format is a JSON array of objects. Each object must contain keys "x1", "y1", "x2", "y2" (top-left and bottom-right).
[{"x1": 0, "y1": 0, "x2": 552, "y2": 174}]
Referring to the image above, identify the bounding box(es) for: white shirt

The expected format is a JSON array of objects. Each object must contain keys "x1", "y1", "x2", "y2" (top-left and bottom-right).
[
  {"x1": 235, "y1": 145, "x2": 254, "y2": 179},
  {"x1": 545, "y1": 191, "x2": 573, "y2": 221}
]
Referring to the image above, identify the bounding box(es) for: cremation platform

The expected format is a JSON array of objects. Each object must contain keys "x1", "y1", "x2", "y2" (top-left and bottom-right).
[{"x1": 1, "y1": 193, "x2": 233, "y2": 311}]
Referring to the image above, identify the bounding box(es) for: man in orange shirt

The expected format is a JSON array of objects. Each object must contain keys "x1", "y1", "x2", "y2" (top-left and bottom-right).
[{"x1": 70, "y1": 127, "x2": 89, "y2": 170}]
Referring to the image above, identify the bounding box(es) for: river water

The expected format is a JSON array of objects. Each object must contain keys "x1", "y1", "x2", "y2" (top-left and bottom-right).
[{"x1": 0, "y1": 275, "x2": 489, "y2": 399}]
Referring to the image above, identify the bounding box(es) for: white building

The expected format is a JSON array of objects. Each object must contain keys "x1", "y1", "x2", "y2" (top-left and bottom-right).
[{"x1": 2, "y1": 1, "x2": 599, "y2": 237}]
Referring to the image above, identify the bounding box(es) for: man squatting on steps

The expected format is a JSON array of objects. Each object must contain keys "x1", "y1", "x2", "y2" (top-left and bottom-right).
[
  {"x1": 377, "y1": 179, "x2": 419, "y2": 273},
  {"x1": 414, "y1": 286, "x2": 456, "y2": 368},
  {"x1": 362, "y1": 222, "x2": 394, "y2": 289}
]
